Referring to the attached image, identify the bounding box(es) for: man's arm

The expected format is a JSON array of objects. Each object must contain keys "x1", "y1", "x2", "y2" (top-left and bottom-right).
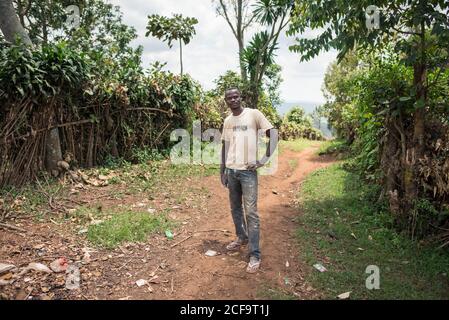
[
  {"x1": 247, "y1": 128, "x2": 278, "y2": 170},
  {"x1": 220, "y1": 140, "x2": 229, "y2": 187},
  {"x1": 260, "y1": 128, "x2": 278, "y2": 165}
]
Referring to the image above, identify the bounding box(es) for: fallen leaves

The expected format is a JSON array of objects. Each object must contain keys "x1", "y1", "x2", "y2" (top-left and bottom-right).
[
  {"x1": 77, "y1": 170, "x2": 116, "y2": 187},
  {"x1": 1, "y1": 272, "x2": 14, "y2": 281}
]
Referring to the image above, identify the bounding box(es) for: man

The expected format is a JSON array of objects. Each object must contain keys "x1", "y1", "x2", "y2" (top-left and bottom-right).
[{"x1": 220, "y1": 88, "x2": 278, "y2": 273}]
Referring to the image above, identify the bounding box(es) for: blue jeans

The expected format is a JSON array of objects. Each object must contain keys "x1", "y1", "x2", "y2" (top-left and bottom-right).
[{"x1": 225, "y1": 168, "x2": 260, "y2": 260}]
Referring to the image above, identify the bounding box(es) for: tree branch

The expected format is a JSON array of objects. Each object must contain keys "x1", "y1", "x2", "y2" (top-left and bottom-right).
[
  {"x1": 23, "y1": 0, "x2": 32, "y2": 17},
  {"x1": 242, "y1": 12, "x2": 257, "y2": 31},
  {"x1": 126, "y1": 107, "x2": 172, "y2": 114},
  {"x1": 427, "y1": 67, "x2": 443, "y2": 90},
  {"x1": 237, "y1": 0, "x2": 242, "y2": 40},
  {"x1": 257, "y1": 13, "x2": 287, "y2": 86},
  {"x1": 392, "y1": 26, "x2": 421, "y2": 36},
  {"x1": 233, "y1": 0, "x2": 239, "y2": 21},
  {"x1": 0, "y1": 222, "x2": 27, "y2": 233},
  {"x1": 218, "y1": 0, "x2": 238, "y2": 39}
]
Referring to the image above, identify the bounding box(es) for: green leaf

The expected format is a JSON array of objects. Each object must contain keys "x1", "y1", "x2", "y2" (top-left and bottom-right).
[
  {"x1": 17, "y1": 86, "x2": 24, "y2": 96},
  {"x1": 414, "y1": 99, "x2": 426, "y2": 109}
]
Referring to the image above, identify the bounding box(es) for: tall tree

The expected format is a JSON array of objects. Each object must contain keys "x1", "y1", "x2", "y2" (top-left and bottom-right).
[
  {"x1": 322, "y1": 51, "x2": 360, "y2": 143},
  {"x1": 0, "y1": 0, "x2": 32, "y2": 45},
  {"x1": 146, "y1": 14, "x2": 198, "y2": 76},
  {"x1": 288, "y1": 0, "x2": 449, "y2": 220},
  {"x1": 213, "y1": 0, "x2": 256, "y2": 82},
  {"x1": 0, "y1": 0, "x2": 65, "y2": 175},
  {"x1": 12, "y1": 0, "x2": 70, "y2": 45},
  {"x1": 2, "y1": 0, "x2": 62, "y2": 174},
  {"x1": 243, "y1": 0, "x2": 292, "y2": 109},
  {"x1": 1, "y1": 0, "x2": 143, "y2": 175},
  {"x1": 10, "y1": 0, "x2": 142, "y2": 64}
]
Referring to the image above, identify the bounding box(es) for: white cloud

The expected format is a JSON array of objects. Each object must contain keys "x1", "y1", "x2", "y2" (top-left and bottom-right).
[{"x1": 107, "y1": 0, "x2": 337, "y2": 103}]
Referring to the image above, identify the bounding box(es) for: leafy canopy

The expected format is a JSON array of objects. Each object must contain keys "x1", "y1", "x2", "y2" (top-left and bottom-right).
[{"x1": 145, "y1": 14, "x2": 198, "y2": 48}]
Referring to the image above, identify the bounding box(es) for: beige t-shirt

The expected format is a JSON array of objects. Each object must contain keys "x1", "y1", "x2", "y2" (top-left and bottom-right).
[{"x1": 221, "y1": 108, "x2": 273, "y2": 170}]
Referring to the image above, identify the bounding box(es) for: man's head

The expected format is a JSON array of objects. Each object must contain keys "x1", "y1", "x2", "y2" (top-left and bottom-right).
[{"x1": 224, "y1": 88, "x2": 242, "y2": 111}]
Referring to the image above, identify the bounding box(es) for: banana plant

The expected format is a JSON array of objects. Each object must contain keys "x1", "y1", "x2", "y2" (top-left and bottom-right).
[{"x1": 242, "y1": 0, "x2": 292, "y2": 108}]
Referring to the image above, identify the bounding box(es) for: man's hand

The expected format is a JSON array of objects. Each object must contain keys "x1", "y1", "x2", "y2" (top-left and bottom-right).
[
  {"x1": 247, "y1": 161, "x2": 264, "y2": 171},
  {"x1": 221, "y1": 173, "x2": 228, "y2": 188}
]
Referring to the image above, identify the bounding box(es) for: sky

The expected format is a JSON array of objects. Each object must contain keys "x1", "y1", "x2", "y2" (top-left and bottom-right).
[{"x1": 108, "y1": 0, "x2": 337, "y2": 104}]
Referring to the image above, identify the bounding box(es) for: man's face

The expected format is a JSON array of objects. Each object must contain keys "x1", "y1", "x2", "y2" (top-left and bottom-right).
[{"x1": 225, "y1": 89, "x2": 241, "y2": 110}]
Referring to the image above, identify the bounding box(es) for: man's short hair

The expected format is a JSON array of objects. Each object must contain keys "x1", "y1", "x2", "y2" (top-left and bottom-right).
[{"x1": 225, "y1": 87, "x2": 240, "y2": 96}]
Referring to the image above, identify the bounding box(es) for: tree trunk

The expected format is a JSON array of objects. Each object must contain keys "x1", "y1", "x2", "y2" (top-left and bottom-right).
[
  {"x1": 86, "y1": 124, "x2": 94, "y2": 168},
  {"x1": 0, "y1": 0, "x2": 32, "y2": 45},
  {"x1": 245, "y1": 83, "x2": 259, "y2": 109},
  {"x1": 179, "y1": 38, "x2": 183, "y2": 76},
  {"x1": 45, "y1": 127, "x2": 63, "y2": 176},
  {"x1": 45, "y1": 100, "x2": 64, "y2": 174},
  {"x1": 404, "y1": 63, "x2": 426, "y2": 199},
  {"x1": 402, "y1": 40, "x2": 427, "y2": 227},
  {"x1": 236, "y1": 0, "x2": 246, "y2": 83},
  {"x1": 412, "y1": 60, "x2": 426, "y2": 158},
  {"x1": 105, "y1": 105, "x2": 118, "y2": 157},
  {"x1": 383, "y1": 116, "x2": 403, "y2": 216},
  {"x1": 217, "y1": 0, "x2": 248, "y2": 83},
  {"x1": 42, "y1": 12, "x2": 48, "y2": 44},
  {"x1": 238, "y1": 38, "x2": 247, "y2": 83},
  {"x1": 0, "y1": 0, "x2": 63, "y2": 175},
  {"x1": 16, "y1": 0, "x2": 25, "y2": 27}
]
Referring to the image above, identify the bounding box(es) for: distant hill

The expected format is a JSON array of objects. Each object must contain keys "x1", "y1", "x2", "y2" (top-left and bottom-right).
[
  {"x1": 276, "y1": 101, "x2": 333, "y2": 138},
  {"x1": 277, "y1": 101, "x2": 319, "y2": 116}
]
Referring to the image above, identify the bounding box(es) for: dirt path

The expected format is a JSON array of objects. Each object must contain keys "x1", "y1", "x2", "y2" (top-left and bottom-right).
[
  {"x1": 132, "y1": 145, "x2": 336, "y2": 300},
  {"x1": 0, "y1": 145, "x2": 336, "y2": 300}
]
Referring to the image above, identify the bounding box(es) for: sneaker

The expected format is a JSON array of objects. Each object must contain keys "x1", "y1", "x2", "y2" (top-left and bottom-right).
[{"x1": 226, "y1": 238, "x2": 248, "y2": 251}]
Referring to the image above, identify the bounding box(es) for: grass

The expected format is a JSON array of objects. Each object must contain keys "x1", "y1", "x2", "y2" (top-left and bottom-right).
[
  {"x1": 1, "y1": 148, "x2": 214, "y2": 253},
  {"x1": 0, "y1": 176, "x2": 65, "y2": 220},
  {"x1": 256, "y1": 284, "x2": 296, "y2": 300},
  {"x1": 68, "y1": 204, "x2": 176, "y2": 249},
  {"x1": 86, "y1": 209, "x2": 173, "y2": 249},
  {"x1": 71, "y1": 150, "x2": 220, "y2": 201},
  {"x1": 100, "y1": 160, "x2": 219, "y2": 194},
  {"x1": 279, "y1": 139, "x2": 322, "y2": 154},
  {"x1": 317, "y1": 139, "x2": 350, "y2": 157},
  {"x1": 296, "y1": 163, "x2": 449, "y2": 300}
]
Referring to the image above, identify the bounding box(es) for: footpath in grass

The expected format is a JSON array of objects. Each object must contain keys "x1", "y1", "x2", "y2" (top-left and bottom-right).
[{"x1": 296, "y1": 160, "x2": 449, "y2": 299}]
